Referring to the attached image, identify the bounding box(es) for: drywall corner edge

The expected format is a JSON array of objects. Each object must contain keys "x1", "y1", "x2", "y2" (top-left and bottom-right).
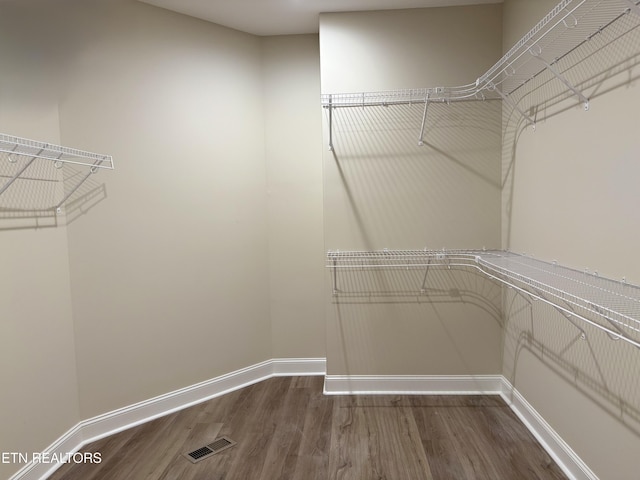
[{"x1": 499, "y1": 378, "x2": 599, "y2": 480}]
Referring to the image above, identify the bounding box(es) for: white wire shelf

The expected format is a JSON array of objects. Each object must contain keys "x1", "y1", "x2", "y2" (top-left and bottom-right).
[
  {"x1": 327, "y1": 249, "x2": 640, "y2": 349},
  {"x1": 0, "y1": 134, "x2": 113, "y2": 170},
  {"x1": 477, "y1": 0, "x2": 640, "y2": 119},
  {"x1": 320, "y1": 84, "x2": 500, "y2": 109},
  {"x1": 321, "y1": 0, "x2": 640, "y2": 144},
  {"x1": 0, "y1": 133, "x2": 113, "y2": 213},
  {"x1": 326, "y1": 249, "x2": 490, "y2": 270},
  {"x1": 478, "y1": 0, "x2": 640, "y2": 97}
]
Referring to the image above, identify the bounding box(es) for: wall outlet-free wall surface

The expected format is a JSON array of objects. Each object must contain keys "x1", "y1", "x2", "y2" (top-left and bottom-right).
[{"x1": 320, "y1": 5, "x2": 504, "y2": 377}]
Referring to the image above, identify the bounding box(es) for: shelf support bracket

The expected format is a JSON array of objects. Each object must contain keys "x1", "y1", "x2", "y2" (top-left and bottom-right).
[
  {"x1": 54, "y1": 159, "x2": 103, "y2": 213},
  {"x1": 420, "y1": 257, "x2": 431, "y2": 293},
  {"x1": 418, "y1": 94, "x2": 430, "y2": 146},
  {"x1": 528, "y1": 286, "x2": 588, "y2": 340},
  {"x1": 488, "y1": 83, "x2": 536, "y2": 128},
  {"x1": 530, "y1": 48, "x2": 589, "y2": 110},
  {"x1": 0, "y1": 147, "x2": 46, "y2": 197},
  {"x1": 328, "y1": 95, "x2": 334, "y2": 151}
]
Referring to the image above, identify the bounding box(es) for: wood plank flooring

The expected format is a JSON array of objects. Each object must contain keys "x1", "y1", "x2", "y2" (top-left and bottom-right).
[{"x1": 47, "y1": 376, "x2": 567, "y2": 480}]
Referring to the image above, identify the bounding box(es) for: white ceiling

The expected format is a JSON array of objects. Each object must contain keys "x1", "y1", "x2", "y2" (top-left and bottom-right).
[{"x1": 139, "y1": 0, "x2": 502, "y2": 36}]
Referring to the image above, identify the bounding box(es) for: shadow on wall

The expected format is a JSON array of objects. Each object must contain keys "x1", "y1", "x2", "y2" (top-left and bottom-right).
[
  {"x1": 322, "y1": 62, "x2": 504, "y2": 375},
  {"x1": 503, "y1": 288, "x2": 640, "y2": 437},
  {"x1": 324, "y1": 99, "x2": 502, "y2": 250},
  {"x1": 329, "y1": 264, "x2": 502, "y2": 322},
  {"x1": 500, "y1": 11, "x2": 640, "y2": 442},
  {"x1": 502, "y1": 10, "x2": 640, "y2": 247},
  {"x1": 328, "y1": 265, "x2": 504, "y2": 375},
  {"x1": 0, "y1": 153, "x2": 108, "y2": 230}
]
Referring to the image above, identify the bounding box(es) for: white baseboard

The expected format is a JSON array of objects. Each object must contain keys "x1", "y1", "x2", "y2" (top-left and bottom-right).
[
  {"x1": 80, "y1": 359, "x2": 274, "y2": 444},
  {"x1": 9, "y1": 358, "x2": 325, "y2": 480},
  {"x1": 323, "y1": 374, "x2": 504, "y2": 395},
  {"x1": 272, "y1": 357, "x2": 326, "y2": 376},
  {"x1": 323, "y1": 374, "x2": 597, "y2": 480},
  {"x1": 500, "y1": 378, "x2": 599, "y2": 480},
  {"x1": 9, "y1": 363, "x2": 596, "y2": 480},
  {"x1": 7, "y1": 425, "x2": 84, "y2": 480}
]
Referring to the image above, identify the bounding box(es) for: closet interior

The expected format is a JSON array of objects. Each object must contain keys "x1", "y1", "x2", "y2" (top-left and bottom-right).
[
  {"x1": 1, "y1": 0, "x2": 639, "y2": 479},
  {"x1": 323, "y1": 0, "x2": 640, "y2": 351}
]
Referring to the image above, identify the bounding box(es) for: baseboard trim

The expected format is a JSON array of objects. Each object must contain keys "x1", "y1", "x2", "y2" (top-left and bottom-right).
[
  {"x1": 80, "y1": 359, "x2": 274, "y2": 444},
  {"x1": 10, "y1": 364, "x2": 596, "y2": 480},
  {"x1": 272, "y1": 357, "x2": 326, "y2": 376},
  {"x1": 323, "y1": 374, "x2": 504, "y2": 395},
  {"x1": 7, "y1": 424, "x2": 84, "y2": 480},
  {"x1": 500, "y1": 378, "x2": 599, "y2": 480},
  {"x1": 80, "y1": 358, "x2": 326, "y2": 446},
  {"x1": 9, "y1": 358, "x2": 325, "y2": 480},
  {"x1": 323, "y1": 374, "x2": 597, "y2": 480}
]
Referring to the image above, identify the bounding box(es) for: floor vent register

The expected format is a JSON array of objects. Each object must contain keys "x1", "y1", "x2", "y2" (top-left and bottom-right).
[{"x1": 183, "y1": 437, "x2": 236, "y2": 464}]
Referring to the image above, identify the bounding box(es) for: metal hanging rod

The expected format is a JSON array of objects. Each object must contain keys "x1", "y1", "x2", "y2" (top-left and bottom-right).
[
  {"x1": 327, "y1": 249, "x2": 640, "y2": 349},
  {"x1": 321, "y1": 0, "x2": 640, "y2": 146},
  {"x1": 0, "y1": 133, "x2": 113, "y2": 212}
]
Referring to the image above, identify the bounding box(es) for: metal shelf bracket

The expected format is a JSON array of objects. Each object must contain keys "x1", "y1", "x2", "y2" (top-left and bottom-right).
[
  {"x1": 418, "y1": 95, "x2": 430, "y2": 147},
  {"x1": 54, "y1": 162, "x2": 101, "y2": 213},
  {"x1": 327, "y1": 95, "x2": 334, "y2": 151},
  {"x1": 529, "y1": 45, "x2": 589, "y2": 110}
]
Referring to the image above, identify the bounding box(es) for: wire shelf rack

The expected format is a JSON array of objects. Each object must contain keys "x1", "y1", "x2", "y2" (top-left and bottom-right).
[
  {"x1": 477, "y1": 0, "x2": 640, "y2": 115},
  {"x1": 327, "y1": 250, "x2": 640, "y2": 349},
  {"x1": 321, "y1": 0, "x2": 640, "y2": 142},
  {"x1": 478, "y1": 0, "x2": 639, "y2": 95},
  {"x1": 0, "y1": 133, "x2": 113, "y2": 213},
  {"x1": 0, "y1": 134, "x2": 113, "y2": 170},
  {"x1": 320, "y1": 84, "x2": 500, "y2": 109}
]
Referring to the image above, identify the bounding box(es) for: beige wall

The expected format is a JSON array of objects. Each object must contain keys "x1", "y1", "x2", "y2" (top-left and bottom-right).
[
  {"x1": 4, "y1": 1, "x2": 638, "y2": 478},
  {"x1": 0, "y1": 3, "x2": 80, "y2": 479},
  {"x1": 1, "y1": 4, "x2": 325, "y2": 472},
  {"x1": 320, "y1": 5, "x2": 504, "y2": 376},
  {"x1": 320, "y1": 6, "x2": 503, "y2": 93},
  {"x1": 58, "y1": 0, "x2": 273, "y2": 419},
  {"x1": 502, "y1": 1, "x2": 640, "y2": 478},
  {"x1": 0, "y1": 227, "x2": 80, "y2": 480},
  {"x1": 261, "y1": 36, "x2": 326, "y2": 358}
]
